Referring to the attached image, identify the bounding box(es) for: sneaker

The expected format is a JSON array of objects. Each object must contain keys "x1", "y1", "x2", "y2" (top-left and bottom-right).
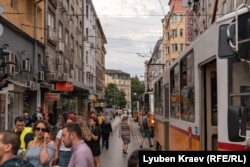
[{"x1": 123, "y1": 150, "x2": 127, "y2": 155}]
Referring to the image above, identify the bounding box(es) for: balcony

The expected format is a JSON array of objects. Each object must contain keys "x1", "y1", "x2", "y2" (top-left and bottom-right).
[{"x1": 47, "y1": 26, "x2": 57, "y2": 44}]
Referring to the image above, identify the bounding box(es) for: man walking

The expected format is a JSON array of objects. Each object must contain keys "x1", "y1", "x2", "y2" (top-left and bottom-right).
[
  {"x1": 0, "y1": 131, "x2": 34, "y2": 167},
  {"x1": 13, "y1": 116, "x2": 34, "y2": 156},
  {"x1": 23, "y1": 112, "x2": 32, "y2": 127},
  {"x1": 61, "y1": 123, "x2": 94, "y2": 167}
]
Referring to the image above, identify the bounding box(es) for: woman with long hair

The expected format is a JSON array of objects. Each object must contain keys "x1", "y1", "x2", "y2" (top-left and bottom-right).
[
  {"x1": 119, "y1": 114, "x2": 134, "y2": 155},
  {"x1": 78, "y1": 118, "x2": 92, "y2": 142},
  {"x1": 88, "y1": 117, "x2": 101, "y2": 167},
  {"x1": 25, "y1": 120, "x2": 55, "y2": 167}
]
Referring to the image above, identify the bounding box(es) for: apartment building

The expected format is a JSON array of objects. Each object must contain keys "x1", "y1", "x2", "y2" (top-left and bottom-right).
[
  {"x1": 105, "y1": 69, "x2": 131, "y2": 109},
  {"x1": 0, "y1": 0, "x2": 45, "y2": 130},
  {"x1": 162, "y1": 0, "x2": 187, "y2": 65},
  {"x1": 145, "y1": 39, "x2": 163, "y2": 92},
  {"x1": 190, "y1": 0, "x2": 250, "y2": 40},
  {"x1": 0, "y1": 0, "x2": 106, "y2": 130}
]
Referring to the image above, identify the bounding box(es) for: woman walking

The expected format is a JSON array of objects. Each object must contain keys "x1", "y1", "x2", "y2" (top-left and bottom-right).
[
  {"x1": 25, "y1": 120, "x2": 55, "y2": 167},
  {"x1": 119, "y1": 114, "x2": 134, "y2": 155},
  {"x1": 87, "y1": 117, "x2": 102, "y2": 167}
]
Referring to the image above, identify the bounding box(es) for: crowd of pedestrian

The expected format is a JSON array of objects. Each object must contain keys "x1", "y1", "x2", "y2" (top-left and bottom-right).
[
  {"x1": 0, "y1": 108, "x2": 117, "y2": 167},
  {"x1": 0, "y1": 108, "x2": 148, "y2": 167}
]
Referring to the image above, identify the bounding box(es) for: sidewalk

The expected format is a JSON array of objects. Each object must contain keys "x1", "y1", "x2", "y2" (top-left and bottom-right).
[
  {"x1": 100, "y1": 117, "x2": 140, "y2": 167},
  {"x1": 100, "y1": 116, "x2": 155, "y2": 167},
  {"x1": 130, "y1": 118, "x2": 155, "y2": 150}
]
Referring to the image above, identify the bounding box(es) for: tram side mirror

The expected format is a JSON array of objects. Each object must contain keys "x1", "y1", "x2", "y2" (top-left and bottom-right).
[
  {"x1": 228, "y1": 106, "x2": 246, "y2": 142},
  {"x1": 218, "y1": 24, "x2": 235, "y2": 59}
]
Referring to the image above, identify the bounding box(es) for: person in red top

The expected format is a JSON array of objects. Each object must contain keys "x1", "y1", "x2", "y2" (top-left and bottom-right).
[{"x1": 89, "y1": 111, "x2": 95, "y2": 119}]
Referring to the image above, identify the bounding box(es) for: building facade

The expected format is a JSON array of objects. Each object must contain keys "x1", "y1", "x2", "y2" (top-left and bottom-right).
[
  {"x1": 105, "y1": 69, "x2": 131, "y2": 110},
  {"x1": 0, "y1": 0, "x2": 106, "y2": 130}
]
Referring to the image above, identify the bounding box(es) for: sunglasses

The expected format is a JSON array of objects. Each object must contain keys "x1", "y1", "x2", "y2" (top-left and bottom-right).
[{"x1": 35, "y1": 127, "x2": 47, "y2": 132}]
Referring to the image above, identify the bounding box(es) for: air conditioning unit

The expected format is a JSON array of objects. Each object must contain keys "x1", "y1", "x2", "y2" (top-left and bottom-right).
[
  {"x1": 56, "y1": 57, "x2": 62, "y2": 65},
  {"x1": 58, "y1": 43, "x2": 64, "y2": 53},
  {"x1": 5, "y1": 64, "x2": 15, "y2": 76},
  {"x1": 26, "y1": 81, "x2": 34, "y2": 90},
  {"x1": 38, "y1": 71, "x2": 44, "y2": 81},
  {"x1": 57, "y1": 73, "x2": 69, "y2": 81},
  {"x1": 46, "y1": 73, "x2": 56, "y2": 81},
  {"x1": 4, "y1": 52, "x2": 16, "y2": 64},
  {"x1": 22, "y1": 60, "x2": 31, "y2": 72}
]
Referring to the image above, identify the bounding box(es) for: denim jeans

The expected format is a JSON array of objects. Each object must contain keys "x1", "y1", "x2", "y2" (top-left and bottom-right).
[{"x1": 58, "y1": 150, "x2": 71, "y2": 167}]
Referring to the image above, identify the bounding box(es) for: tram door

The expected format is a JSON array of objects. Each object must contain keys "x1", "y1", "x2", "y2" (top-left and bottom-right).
[{"x1": 201, "y1": 60, "x2": 218, "y2": 150}]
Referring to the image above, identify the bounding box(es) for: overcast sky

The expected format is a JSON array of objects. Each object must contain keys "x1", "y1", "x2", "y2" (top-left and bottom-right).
[{"x1": 92, "y1": 0, "x2": 170, "y2": 80}]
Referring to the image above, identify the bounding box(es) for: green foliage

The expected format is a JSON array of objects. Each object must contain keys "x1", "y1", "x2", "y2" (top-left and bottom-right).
[
  {"x1": 131, "y1": 77, "x2": 145, "y2": 103},
  {"x1": 105, "y1": 83, "x2": 126, "y2": 109}
]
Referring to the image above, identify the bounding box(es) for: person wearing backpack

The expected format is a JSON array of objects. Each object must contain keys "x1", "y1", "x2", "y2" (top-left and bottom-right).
[
  {"x1": 0, "y1": 131, "x2": 35, "y2": 167},
  {"x1": 140, "y1": 112, "x2": 153, "y2": 148}
]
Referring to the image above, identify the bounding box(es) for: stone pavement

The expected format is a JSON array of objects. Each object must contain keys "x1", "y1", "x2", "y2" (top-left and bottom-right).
[{"x1": 100, "y1": 116, "x2": 154, "y2": 167}]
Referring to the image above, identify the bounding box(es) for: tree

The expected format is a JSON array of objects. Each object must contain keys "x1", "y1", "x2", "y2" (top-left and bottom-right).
[
  {"x1": 131, "y1": 76, "x2": 145, "y2": 103},
  {"x1": 105, "y1": 83, "x2": 126, "y2": 109}
]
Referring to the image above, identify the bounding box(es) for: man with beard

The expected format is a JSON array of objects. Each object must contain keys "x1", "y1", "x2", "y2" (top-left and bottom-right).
[{"x1": 61, "y1": 123, "x2": 94, "y2": 167}]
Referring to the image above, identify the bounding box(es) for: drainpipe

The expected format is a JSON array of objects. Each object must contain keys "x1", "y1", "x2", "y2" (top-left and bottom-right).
[{"x1": 34, "y1": 0, "x2": 44, "y2": 107}]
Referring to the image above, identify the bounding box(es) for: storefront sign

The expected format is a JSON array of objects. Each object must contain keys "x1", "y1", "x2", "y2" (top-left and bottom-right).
[
  {"x1": 187, "y1": 10, "x2": 193, "y2": 42},
  {"x1": 45, "y1": 93, "x2": 60, "y2": 101},
  {"x1": 55, "y1": 82, "x2": 73, "y2": 91}
]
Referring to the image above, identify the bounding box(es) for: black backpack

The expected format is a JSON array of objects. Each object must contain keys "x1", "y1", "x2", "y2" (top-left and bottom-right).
[
  {"x1": 31, "y1": 113, "x2": 38, "y2": 123},
  {"x1": 142, "y1": 118, "x2": 149, "y2": 129}
]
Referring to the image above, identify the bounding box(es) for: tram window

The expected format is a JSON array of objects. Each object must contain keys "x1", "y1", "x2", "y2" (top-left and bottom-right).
[
  {"x1": 170, "y1": 65, "x2": 180, "y2": 119},
  {"x1": 230, "y1": 60, "x2": 250, "y2": 129},
  {"x1": 238, "y1": 13, "x2": 250, "y2": 61},
  {"x1": 181, "y1": 87, "x2": 195, "y2": 122},
  {"x1": 180, "y1": 53, "x2": 194, "y2": 122}
]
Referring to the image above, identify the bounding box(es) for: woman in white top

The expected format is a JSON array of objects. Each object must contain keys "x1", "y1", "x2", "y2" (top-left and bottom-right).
[{"x1": 53, "y1": 118, "x2": 74, "y2": 167}]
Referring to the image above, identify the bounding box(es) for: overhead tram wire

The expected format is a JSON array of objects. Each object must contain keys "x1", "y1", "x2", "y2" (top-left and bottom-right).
[{"x1": 158, "y1": 0, "x2": 166, "y2": 16}]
